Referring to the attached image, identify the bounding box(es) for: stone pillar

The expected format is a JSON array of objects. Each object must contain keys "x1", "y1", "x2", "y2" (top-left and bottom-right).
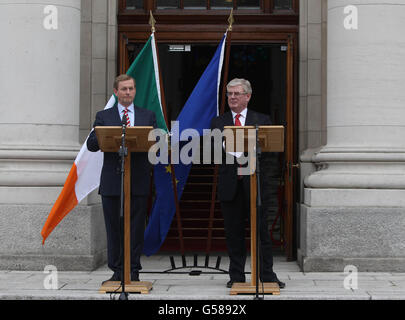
[
  {"x1": 300, "y1": 0, "x2": 405, "y2": 271},
  {"x1": 0, "y1": 0, "x2": 105, "y2": 270}
]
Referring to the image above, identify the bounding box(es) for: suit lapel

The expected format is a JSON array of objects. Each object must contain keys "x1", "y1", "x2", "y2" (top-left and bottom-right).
[
  {"x1": 245, "y1": 109, "x2": 257, "y2": 126},
  {"x1": 109, "y1": 104, "x2": 145, "y2": 126},
  {"x1": 107, "y1": 105, "x2": 122, "y2": 126},
  {"x1": 223, "y1": 112, "x2": 234, "y2": 127},
  {"x1": 133, "y1": 106, "x2": 147, "y2": 126}
]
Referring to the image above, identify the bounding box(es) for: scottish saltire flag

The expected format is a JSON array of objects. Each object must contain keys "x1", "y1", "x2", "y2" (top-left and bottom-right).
[
  {"x1": 143, "y1": 33, "x2": 227, "y2": 256},
  {"x1": 41, "y1": 33, "x2": 165, "y2": 244}
]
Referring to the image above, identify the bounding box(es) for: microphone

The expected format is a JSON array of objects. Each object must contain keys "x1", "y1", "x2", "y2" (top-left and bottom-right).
[
  {"x1": 119, "y1": 113, "x2": 128, "y2": 157},
  {"x1": 121, "y1": 114, "x2": 127, "y2": 127},
  {"x1": 121, "y1": 114, "x2": 127, "y2": 140}
]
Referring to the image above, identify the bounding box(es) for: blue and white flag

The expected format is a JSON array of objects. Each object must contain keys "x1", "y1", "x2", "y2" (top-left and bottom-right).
[{"x1": 143, "y1": 33, "x2": 227, "y2": 256}]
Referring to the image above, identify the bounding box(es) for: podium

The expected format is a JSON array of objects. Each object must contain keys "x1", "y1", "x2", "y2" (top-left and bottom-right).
[
  {"x1": 95, "y1": 126, "x2": 155, "y2": 295},
  {"x1": 223, "y1": 125, "x2": 284, "y2": 296}
]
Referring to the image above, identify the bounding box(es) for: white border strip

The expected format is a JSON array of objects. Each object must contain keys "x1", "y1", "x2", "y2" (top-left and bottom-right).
[
  {"x1": 151, "y1": 32, "x2": 163, "y2": 115},
  {"x1": 216, "y1": 32, "x2": 227, "y2": 117}
]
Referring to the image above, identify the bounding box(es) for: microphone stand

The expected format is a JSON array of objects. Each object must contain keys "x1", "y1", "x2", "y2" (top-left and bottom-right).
[
  {"x1": 118, "y1": 115, "x2": 128, "y2": 300},
  {"x1": 254, "y1": 125, "x2": 263, "y2": 300}
]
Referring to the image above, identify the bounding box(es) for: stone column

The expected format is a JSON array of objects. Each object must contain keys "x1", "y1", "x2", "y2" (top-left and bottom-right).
[
  {"x1": 0, "y1": 0, "x2": 105, "y2": 270},
  {"x1": 0, "y1": 1, "x2": 80, "y2": 198},
  {"x1": 300, "y1": 0, "x2": 405, "y2": 271}
]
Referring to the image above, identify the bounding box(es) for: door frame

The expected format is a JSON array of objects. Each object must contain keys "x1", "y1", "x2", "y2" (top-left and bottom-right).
[{"x1": 117, "y1": 28, "x2": 299, "y2": 260}]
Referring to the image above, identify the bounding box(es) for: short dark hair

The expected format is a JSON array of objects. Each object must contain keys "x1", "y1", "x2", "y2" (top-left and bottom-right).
[{"x1": 113, "y1": 74, "x2": 136, "y2": 90}]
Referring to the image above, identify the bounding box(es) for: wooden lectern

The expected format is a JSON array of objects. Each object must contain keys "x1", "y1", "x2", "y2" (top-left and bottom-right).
[
  {"x1": 95, "y1": 126, "x2": 155, "y2": 294},
  {"x1": 224, "y1": 125, "x2": 284, "y2": 296}
]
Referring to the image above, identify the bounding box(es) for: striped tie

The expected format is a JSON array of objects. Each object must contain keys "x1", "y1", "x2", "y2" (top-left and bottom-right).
[{"x1": 123, "y1": 108, "x2": 130, "y2": 126}]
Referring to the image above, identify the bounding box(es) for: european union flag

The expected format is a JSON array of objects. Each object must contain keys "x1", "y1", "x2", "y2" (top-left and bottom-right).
[{"x1": 143, "y1": 33, "x2": 227, "y2": 256}]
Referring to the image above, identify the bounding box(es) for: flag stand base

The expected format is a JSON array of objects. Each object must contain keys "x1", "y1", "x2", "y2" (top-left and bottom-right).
[{"x1": 99, "y1": 281, "x2": 153, "y2": 294}]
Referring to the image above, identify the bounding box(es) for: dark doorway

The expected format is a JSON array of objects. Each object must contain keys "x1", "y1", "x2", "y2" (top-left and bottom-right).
[
  {"x1": 127, "y1": 42, "x2": 288, "y2": 253},
  {"x1": 155, "y1": 43, "x2": 287, "y2": 125}
]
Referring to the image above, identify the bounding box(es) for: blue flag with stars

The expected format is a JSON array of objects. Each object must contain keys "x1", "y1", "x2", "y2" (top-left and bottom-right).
[{"x1": 143, "y1": 33, "x2": 227, "y2": 256}]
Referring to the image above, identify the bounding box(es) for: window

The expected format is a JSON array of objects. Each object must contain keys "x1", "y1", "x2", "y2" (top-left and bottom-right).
[
  {"x1": 122, "y1": 0, "x2": 295, "y2": 12},
  {"x1": 210, "y1": 0, "x2": 233, "y2": 9},
  {"x1": 237, "y1": 0, "x2": 260, "y2": 9},
  {"x1": 156, "y1": 0, "x2": 178, "y2": 9},
  {"x1": 153, "y1": 0, "x2": 260, "y2": 10},
  {"x1": 273, "y1": 0, "x2": 292, "y2": 10},
  {"x1": 183, "y1": 0, "x2": 206, "y2": 9},
  {"x1": 126, "y1": 0, "x2": 144, "y2": 9}
]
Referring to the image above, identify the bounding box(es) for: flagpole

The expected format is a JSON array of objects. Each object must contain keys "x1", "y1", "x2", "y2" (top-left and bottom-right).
[
  {"x1": 150, "y1": 11, "x2": 185, "y2": 256},
  {"x1": 206, "y1": 10, "x2": 233, "y2": 258},
  {"x1": 220, "y1": 9, "x2": 233, "y2": 115},
  {"x1": 149, "y1": 11, "x2": 169, "y2": 127}
]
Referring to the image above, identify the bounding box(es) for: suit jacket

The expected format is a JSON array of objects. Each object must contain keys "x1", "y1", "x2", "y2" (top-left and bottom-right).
[
  {"x1": 87, "y1": 105, "x2": 157, "y2": 197},
  {"x1": 210, "y1": 109, "x2": 272, "y2": 202}
]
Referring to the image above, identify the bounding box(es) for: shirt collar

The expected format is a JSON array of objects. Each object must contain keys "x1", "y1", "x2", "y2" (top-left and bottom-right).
[
  {"x1": 118, "y1": 103, "x2": 134, "y2": 113},
  {"x1": 231, "y1": 108, "x2": 248, "y2": 119}
]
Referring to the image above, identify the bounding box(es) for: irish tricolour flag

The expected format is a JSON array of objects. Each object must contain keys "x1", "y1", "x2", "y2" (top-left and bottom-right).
[{"x1": 41, "y1": 33, "x2": 166, "y2": 244}]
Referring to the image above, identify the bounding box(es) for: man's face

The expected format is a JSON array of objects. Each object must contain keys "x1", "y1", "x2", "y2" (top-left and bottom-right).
[
  {"x1": 227, "y1": 85, "x2": 251, "y2": 113},
  {"x1": 114, "y1": 79, "x2": 136, "y2": 107}
]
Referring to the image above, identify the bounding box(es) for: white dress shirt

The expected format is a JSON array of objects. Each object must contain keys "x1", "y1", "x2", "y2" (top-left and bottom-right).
[
  {"x1": 231, "y1": 108, "x2": 247, "y2": 126},
  {"x1": 117, "y1": 103, "x2": 135, "y2": 126},
  {"x1": 226, "y1": 108, "x2": 248, "y2": 158}
]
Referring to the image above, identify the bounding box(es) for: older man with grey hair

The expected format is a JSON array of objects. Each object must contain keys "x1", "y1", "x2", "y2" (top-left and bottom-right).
[{"x1": 210, "y1": 78, "x2": 285, "y2": 289}]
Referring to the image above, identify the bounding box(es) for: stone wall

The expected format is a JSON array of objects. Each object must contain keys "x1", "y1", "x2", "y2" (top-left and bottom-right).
[
  {"x1": 299, "y1": 0, "x2": 405, "y2": 271},
  {"x1": 0, "y1": 0, "x2": 118, "y2": 271}
]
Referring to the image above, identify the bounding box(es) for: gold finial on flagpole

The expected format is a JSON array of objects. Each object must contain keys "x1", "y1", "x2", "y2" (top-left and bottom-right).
[
  {"x1": 149, "y1": 10, "x2": 156, "y2": 33},
  {"x1": 227, "y1": 8, "x2": 234, "y2": 31}
]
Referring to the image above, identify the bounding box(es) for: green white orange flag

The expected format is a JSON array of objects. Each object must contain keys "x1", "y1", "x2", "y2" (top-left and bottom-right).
[{"x1": 41, "y1": 33, "x2": 166, "y2": 244}]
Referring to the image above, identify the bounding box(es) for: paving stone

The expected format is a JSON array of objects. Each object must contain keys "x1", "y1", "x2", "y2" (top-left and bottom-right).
[{"x1": 1, "y1": 256, "x2": 405, "y2": 300}]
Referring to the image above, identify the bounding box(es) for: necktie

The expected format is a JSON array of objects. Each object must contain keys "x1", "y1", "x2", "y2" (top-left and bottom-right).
[
  {"x1": 234, "y1": 114, "x2": 243, "y2": 179},
  {"x1": 123, "y1": 108, "x2": 130, "y2": 126},
  {"x1": 234, "y1": 113, "x2": 242, "y2": 126}
]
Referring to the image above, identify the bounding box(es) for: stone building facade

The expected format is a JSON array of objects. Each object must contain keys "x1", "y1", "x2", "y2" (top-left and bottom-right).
[{"x1": 0, "y1": 0, "x2": 404, "y2": 272}]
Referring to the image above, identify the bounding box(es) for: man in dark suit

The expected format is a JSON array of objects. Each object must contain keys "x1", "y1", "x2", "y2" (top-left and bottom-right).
[
  {"x1": 87, "y1": 74, "x2": 157, "y2": 284},
  {"x1": 210, "y1": 78, "x2": 285, "y2": 289}
]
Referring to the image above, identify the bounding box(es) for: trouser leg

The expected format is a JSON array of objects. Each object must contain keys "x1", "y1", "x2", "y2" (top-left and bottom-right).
[
  {"x1": 221, "y1": 182, "x2": 248, "y2": 282},
  {"x1": 130, "y1": 196, "x2": 148, "y2": 273},
  {"x1": 101, "y1": 195, "x2": 148, "y2": 274},
  {"x1": 101, "y1": 196, "x2": 121, "y2": 273}
]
